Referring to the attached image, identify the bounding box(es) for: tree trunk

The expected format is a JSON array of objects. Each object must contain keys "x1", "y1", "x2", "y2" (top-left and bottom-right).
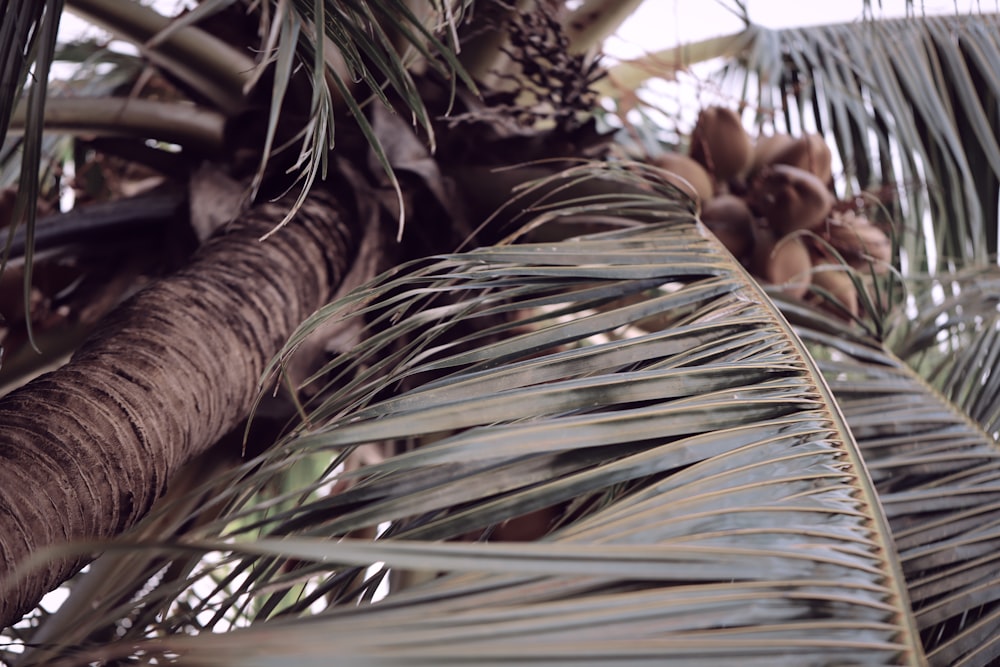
[{"x1": 0, "y1": 188, "x2": 354, "y2": 628}]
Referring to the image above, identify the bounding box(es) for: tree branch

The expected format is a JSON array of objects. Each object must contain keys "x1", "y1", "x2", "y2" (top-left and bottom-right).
[
  {"x1": 0, "y1": 188, "x2": 355, "y2": 629},
  {"x1": 66, "y1": 0, "x2": 253, "y2": 114},
  {"x1": 9, "y1": 98, "x2": 226, "y2": 150}
]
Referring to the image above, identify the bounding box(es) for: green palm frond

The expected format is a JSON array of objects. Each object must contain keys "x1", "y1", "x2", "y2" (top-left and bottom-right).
[
  {"x1": 9, "y1": 3, "x2": 1000, "y2": 664},
  {"x1": 41, "y1": 164, "x2": 925, "y2": 664},
  {"x1": 0, "y1": 0, "x2": 62, "y2": 146},
  {"x1": 9, "y1": 0, "x2": 475, "y2": 242},
  {"x1": 783, "y1": 299, "x2": 1000, "y2": 667}
]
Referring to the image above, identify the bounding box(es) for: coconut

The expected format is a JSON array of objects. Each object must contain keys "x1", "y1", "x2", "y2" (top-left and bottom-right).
[
  {"x1": 748, "y1": 164, "x2": 834, "y2": 235},
  {"x1": 812, "y1": 267, "x2": 859, "y2": 317},
  {"x1": 749, "y1": 220, "x2": 811, "y2": 298},
  {"x1": 764, "y1": 235, "x2": 812, "y2": 299},
  {"x1": 491, "y1": 507, "x2": 558, "y2": 542},
  {"x1": 749, "y1": 218, "x2": 776, "y2": 274},
  {"x1": 750, "y1": 133, "x2": 796, "y2": 175},
  {"x1": 701, "y1": 194, "x2": 754, "y2": 259},
  {"x1": 689, "y1": 106, "x2": 753, "y2": 182},
  {"x1": 769, "y1": 133, "x2": 833, "y2": 185},
  {"x1": 653, "y1": 152, "x2": 715, "y2": 203},
  {"x1": 822, "y1": 210, "x2": 892, "y2": 272}
]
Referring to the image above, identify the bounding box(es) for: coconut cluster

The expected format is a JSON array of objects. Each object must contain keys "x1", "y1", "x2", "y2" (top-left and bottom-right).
[{"x1": 653, "y1": 106, "x2": 893, "y2": 317}]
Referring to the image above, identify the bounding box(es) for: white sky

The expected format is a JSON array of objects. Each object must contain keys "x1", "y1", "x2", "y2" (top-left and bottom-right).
[{"x1": 608, "y1": 0, "x2": 999, "y2": 59}]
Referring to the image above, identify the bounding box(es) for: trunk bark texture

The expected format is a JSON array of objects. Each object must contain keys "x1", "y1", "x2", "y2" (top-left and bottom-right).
[{"x1": 0, "y1": 188, "x2": 353, "y2": 628}]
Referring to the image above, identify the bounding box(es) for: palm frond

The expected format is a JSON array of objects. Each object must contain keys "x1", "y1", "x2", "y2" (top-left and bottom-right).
[
  {"x1": 0, "y1": 0, "x2": 61, "y2": 145},
  {"x1": 728, "y1": 14, "x2": 1000, "y2": 272},
  {"x1": 785, "y1": 298, "x2": 1000, "y2": 666},
  {"x1": 11, "y1": 0, "x2": 64, "y2": 350},
  {"x1": 0, "y1": 0, "x2": 64, "y2": 350},
  {"x1": 41, "y1": 164, "x2": 925, "y2": 665},
  {"x1": 50, "y1": 1, "x2": 474, "y2": 239},
  {"x1": 256, "y1": 0, "x2": 476, "y2": 235},
  {"x1": 892, "y1": 268, "x2": 1000, "y2": 437}
]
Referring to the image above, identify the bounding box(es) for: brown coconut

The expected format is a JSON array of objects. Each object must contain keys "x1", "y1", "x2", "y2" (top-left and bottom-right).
[
  {"x1": 769, "y1": 133, "x2": 833, "y2": 185},
  {"x1": 689, "y1": 106, "x2": 753, "y2": 182},
  {"x1": 653, "y1": 152, "x2": 715, "y2": 203},
  {"x1": 812, "y1": 267, "x2": 859, "y2": 317},
  {"x1": 748, "y1": 164, "x2": 834, "y2": 235},
  {"x1": 701, "y1": 194, "x2": 754, "y2": 259},
  {"x1": 822, "y1": 210, "x2": 892, "y2": 273},
  {"x1": 750, "y1": 133, "x2": 796, "y2": 175},
  {"x1": 762, "y1": 235, "x2": 812, "y2": 299},
  {"x1": 749, "y1": 218, "x2": 776, "y2": 275}
]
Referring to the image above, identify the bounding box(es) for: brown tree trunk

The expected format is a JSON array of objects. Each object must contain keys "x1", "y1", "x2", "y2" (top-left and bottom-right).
[{"x1": 0, "y1": 188, "x2": 354, "y2": 628}]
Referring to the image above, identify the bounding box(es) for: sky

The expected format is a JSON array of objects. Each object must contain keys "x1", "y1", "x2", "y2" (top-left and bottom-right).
[{"x1": 607, "y1": 0, "x2": 999, "y2": 59}]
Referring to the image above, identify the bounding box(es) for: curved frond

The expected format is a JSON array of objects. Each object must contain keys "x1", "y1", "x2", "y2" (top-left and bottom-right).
[
  {"x1": 786, "y1": 299, "x2": 1000, "y2": 666},
  {"x1": 50, "y1": 164, "x2": 926, "y2": 665}
]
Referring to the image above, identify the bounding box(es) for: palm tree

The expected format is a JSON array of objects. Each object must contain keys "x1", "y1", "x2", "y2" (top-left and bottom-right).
[{"x1": 0, "y1": 1, "x2": 998, "y2": 665}]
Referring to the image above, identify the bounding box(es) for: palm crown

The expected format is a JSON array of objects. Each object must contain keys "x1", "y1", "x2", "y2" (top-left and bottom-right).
[{"x1": 0, "y1": 2, "x2": 998, "y2": 665}]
